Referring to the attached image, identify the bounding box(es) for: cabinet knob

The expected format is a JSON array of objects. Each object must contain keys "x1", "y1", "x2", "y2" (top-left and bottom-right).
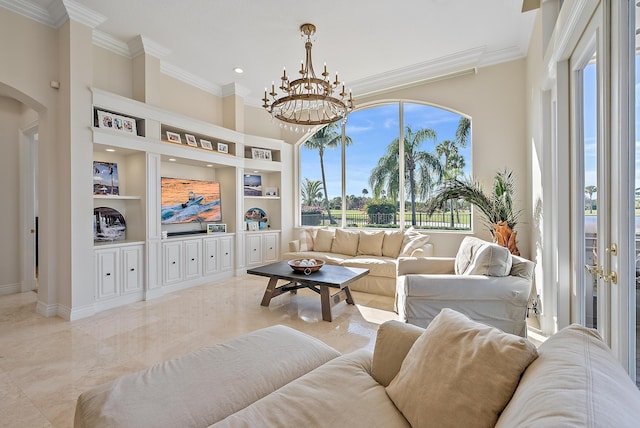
[
  {"x1": 130, "y1": 268, "x2": 135, "y2": 272},
  {"x1": 210, "y1": 255, "x2": 214, "y2": 258},
  {"x1": 225, "y1": 252, "x2": 229, "y2": 255},
  {"x1": 106, "y1": 272, "x2": 111, "y2": 276},
  {"x1": 269, "y1": 247, "x2": 273, "y2": 250},
  {"x1": 172, "y1": 261, "x2": 176, "y2": 265},
  {"x1": 191, "y1": 258, "x2": 195, "y2": 261}
]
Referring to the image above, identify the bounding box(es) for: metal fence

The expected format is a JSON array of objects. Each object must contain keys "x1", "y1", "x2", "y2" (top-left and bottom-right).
[{"x1": 301, "y1": 211, "x2": 472, "y2": 229}]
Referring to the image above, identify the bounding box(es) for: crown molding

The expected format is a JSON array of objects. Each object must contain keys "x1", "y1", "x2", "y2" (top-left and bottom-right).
[
  {"x1": 221, "y1": 83, "x2": 251, "y2": 98},
  {"x1": 478, "y1": 45, "x2": 527, "y2": 67},
  {"x1": 350, "y1": 47, "x2": 485, "y2": 96},
  {"x1": 63, "y1": 0, "x2": 105, "y2": 28},
  {"x1": 93, "y1": 30, "x2": 131, "y2": 57},
  {"x1": 128, "y1": 35, "x2": 171, "y2": 59},
  {"x1": 160, "y1": 62, "x2": 222, "y2": 96},
  {"x1": 46, "y1": 0, "x2": 66, "y2": 27}
]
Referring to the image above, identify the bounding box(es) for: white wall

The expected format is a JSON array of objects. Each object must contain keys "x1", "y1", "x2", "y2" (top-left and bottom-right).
[{"x1": 0, "y1": 97, "x2": 21, "y2": 294}]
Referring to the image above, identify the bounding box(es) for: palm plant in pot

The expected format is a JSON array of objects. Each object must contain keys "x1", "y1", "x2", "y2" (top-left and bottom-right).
[{"x1": 425, "y1": 169, "x2": 521, "y2": 255}]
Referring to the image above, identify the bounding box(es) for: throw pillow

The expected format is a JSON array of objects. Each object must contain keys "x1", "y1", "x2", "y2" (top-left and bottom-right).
[
  {"x1": 386, "y1": 308, "x2": 538, "y2": 428},
  {"x1": 313, "y1": 228, "x2": 335, "y2": 252},
  {"x1": 357, "y1": 231, "x2": 385, "y2": 256},
  {"x1": 331, "y1": 229, "x2": 360, "y2": 256},
  {"x1": 400, "y1": 228, "x2": 430, "y2": 256},
  {"x1": 298, "y1": 228, "x2": 316, "y2": 251},
  {"x1": 381, "y1": 230, "x2": 405, "y2": 258},
  {"x1": 455, "y1": 236, "x2": 512, "y2": 276}
]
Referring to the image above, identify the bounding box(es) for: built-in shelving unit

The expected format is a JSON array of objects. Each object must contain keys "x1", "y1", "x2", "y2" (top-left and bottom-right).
[{"x1": 89, "y1": 88, "x2": 292, "y2": 313}]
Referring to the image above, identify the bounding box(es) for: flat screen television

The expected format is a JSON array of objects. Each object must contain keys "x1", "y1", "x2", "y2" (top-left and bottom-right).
[{"x1": 161, "y1": 177, "x2": 222, "y2": 224}]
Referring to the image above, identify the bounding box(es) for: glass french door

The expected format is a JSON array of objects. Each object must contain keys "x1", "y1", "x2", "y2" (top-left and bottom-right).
[{"x1": 570, "y1": 5, "x2": 611, "y2": 340}]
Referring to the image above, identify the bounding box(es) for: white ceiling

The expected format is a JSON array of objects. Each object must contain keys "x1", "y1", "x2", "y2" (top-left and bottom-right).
[{"x1": 2, "y1": 0, "x2": 537, "y2": 105}]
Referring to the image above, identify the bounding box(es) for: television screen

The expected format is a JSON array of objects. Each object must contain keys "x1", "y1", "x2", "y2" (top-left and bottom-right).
[{"x1": 161, "y1": 177, "x2": 221, "y2": 224}]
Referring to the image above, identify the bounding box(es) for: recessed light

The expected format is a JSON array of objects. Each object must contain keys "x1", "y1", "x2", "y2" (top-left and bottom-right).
[
  {"x1": 206, "y1": 164, "x2": 213, "y2": 167},
  {"x1": 253, "y1": 170, "x2": 260, "y2": 173},
  {"x1": 168, "y1": 158, "x2": 176, "y2": 162},
  {"x1": 233, "y1": 67, "x2": 244, "y2": 74},
  {"x1": 105, "y1": 148, "x2": 115, "y2": 152}
]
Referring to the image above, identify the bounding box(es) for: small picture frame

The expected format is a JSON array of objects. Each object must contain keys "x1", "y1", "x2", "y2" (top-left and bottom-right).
[
  {"x1": 200, "y1": 139, "x2": 213, "y2": 150},
  {"x1": 207, "y1": 223, "x2": 226, "y2": 234},
  {"x1": 265, "y1": 187, "x2": 278, "y2": 196},
  {"x1": 97, "y1": 110, "x2": 137, "y2": 135},
  {"x1": 247, "y1": 221, "x2": 259, "y2": 231},
  {"x1": 217, "y1": 142, "x2": 229, "y2": 153},
  {"x1": 185, "y1": 134, "x2": 198, "y2": 147},
  {"x1": 251, "y1": 148, "x2": 272, "y2": 161},
  {"x1": 166, "y1": 131, "x2": 182, "y2": 144}
]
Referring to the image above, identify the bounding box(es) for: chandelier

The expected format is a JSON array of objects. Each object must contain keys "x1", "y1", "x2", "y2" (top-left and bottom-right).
[{"x1": 262, "y1": 23, "x2": 355, "y2": 129}]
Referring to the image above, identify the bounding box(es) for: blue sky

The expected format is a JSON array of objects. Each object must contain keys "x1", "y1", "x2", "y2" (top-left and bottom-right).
[{"x1": 300, "y1": 103, "x2": 470, "y2": 200}]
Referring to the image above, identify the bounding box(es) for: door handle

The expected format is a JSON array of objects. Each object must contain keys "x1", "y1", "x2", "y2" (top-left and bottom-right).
[
  {"x1": 584, "y1": 264, "x2": 617, "y2": 284},
  {"x1": 584, "y1": 264, "x2": 602, "y2": 276},
  {"x1": 605, "y1": 243, "x2": 618, "y2": 256}
]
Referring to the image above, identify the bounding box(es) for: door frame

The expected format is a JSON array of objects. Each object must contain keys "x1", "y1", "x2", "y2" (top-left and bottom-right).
[{"x1": 19, "y1": 120, "x2": 38, "y2": 292}]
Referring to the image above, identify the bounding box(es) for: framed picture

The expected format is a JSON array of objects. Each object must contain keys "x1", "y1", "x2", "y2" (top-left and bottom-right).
[
  {"x1": 251, "y1": 147, "x2": 272, "y2": 161},
  {"x1": 207, "y1": 223, "x2": 226, "y2": 234},
  {"x1": 93, "y1": 161, "x2": 119, "y2": 195},
  {"x1": 200, "y1": 139, "x2": 213, "y2": 150},
  {"x1": 217, "y1": 142, "x2": 229, "y2": 153},
  {"x1": 265, "y1": 187, "x2": 278, "y2": 196},
  {"x1": 97, "y1": 110, "x2": 137, "y2": 135},
  {"x1": 166, "y1": 131, "x2": 182, "y2": 144},
  {"x1": 243, "y1": 174, "x2": 262, "y2": 196},
  {"x1": 185, "y1": 134, "x2": 198, "y2": 147},
  {"x1": 247, "y1": 221, "x2": 259, "y2": 231}
]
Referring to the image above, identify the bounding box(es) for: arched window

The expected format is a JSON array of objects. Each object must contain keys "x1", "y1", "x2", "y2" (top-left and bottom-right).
[{"x1": 298, "y1": 101, "x2": 471, "y2": 230}]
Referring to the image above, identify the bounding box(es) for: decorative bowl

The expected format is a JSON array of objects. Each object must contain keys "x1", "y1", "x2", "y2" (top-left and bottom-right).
[{"x1": 288, "y1": 259, "x2": 325, "y2": 275}]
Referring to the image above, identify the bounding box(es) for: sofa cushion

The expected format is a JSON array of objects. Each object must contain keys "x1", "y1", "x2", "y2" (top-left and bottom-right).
[
  {"x1": 371, "y1": 320, "x2": 424, "y2": 387},
  {"x1": 496, "y1": 324, "x2": 640, "y2": 427},
  {"x1": 74, "y1": 325, "x2": 340, "y2": 428},
  {"x1": 455, "y1": 236, "x2": 512, "y2": 276},
  {"x1": 386, "y1": 308, "x2": 538, "y2": 428},
  {"x1": 314, "y1": 228, "x2": 335, "y2": 252},
  {"x1": 357, "y1": 231, "x2": 385, "y2": 256},
  {"x1": 298, "y1": 228, "x2": 316, "y2": 251},
  {"x1": 331, "y1": 229, "x2": 360, "y2": 256},
  {"x1": 341, "y1": 257, "x2": 398, "y2": 278},
  {"x1": 382, "y1": 230, "x2": 405, "y2": 258},
  {"x1": 212, "y1": 350, "x2": 410, "y2": 428},
  {"x1": 400, "y1": 228, "x2": 430, "y2": 256}
]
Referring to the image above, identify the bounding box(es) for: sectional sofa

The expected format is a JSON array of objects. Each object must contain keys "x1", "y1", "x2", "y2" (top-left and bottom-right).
[
  {"x1": 75, "y1": 309, "x2": 640, "y2": 427},
  {"x1": 284, "y1": 227, "x2": 433, "y2": 296}
]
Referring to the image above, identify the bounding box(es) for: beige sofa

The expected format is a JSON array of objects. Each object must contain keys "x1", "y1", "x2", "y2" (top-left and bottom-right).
[
  {"x1": 75, "y1": 310, "x2": 640, "y2": 427},
  {"x1": 397, "y1": 236, "x2": 535, "y2": 337},
  {"x1": 285, "y1": 227, "x2": 433, "y2": 296}
]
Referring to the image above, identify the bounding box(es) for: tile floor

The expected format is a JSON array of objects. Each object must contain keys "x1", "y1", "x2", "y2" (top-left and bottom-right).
[{"x1": 0, "y1": 275, "x2": 399, "y2": 427}]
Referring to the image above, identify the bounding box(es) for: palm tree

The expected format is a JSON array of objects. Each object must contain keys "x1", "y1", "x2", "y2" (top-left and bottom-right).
[
  {"x1": 303, "y1": 122, "x2": 352, "y2": 224},
  {"x1": 584, "y1": 185, "x2": 597, "y2": 213},
  {"x1": 301, "y1": 178, "x2": 323, "y2": 206},
  {"x1": 436, "y1": 139, "x2": 467, "y2": 227},
  {"x1": 426, "y1": 169, "x2": 521, "y2": 254},
  {"x1": 369, "y1": 126, "x2": 443, "y2": 226}
]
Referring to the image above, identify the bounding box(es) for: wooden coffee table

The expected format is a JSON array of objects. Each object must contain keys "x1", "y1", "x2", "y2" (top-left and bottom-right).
[{"x1": 247, "y1": 261, "x2": 369, "y2": 322}]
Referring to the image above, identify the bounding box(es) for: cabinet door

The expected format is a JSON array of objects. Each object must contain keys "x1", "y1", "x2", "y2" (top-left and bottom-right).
[
  {"x1": 95, "y1": 248, "x2": 119, "y2": 300},
  {"x1": 163, "y1": 241, "x2": 183, "y2": 285},
  {"x1": 219, "y1": 236, "x2": 233, "y2": 271},
  {"x1": 263, "y1": 233, "x2": 279, "y2": 262},
  {"x1": 121, "y1": 245, "x2": 143, "y2": 294},
  {"x1": 184, "y1": 239, "x2": 202, "y2": 280},
  {"x1": 203, "y1": 237, "x2": 219, "y2": 276},
  {"x1": 246, "y1": 235, "x2": 262, "y2": 266}
]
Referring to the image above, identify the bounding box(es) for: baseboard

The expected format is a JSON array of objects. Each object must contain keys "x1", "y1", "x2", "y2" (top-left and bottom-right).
[
  {"x1": 0, "y1": 282, "x2": 21, "y2": 296},
  {"x1": 66, "y1": 303, "x2": 96, "y2": 321},
  {"x1": 36, "y1": 300, "x2": 58, "y2": 317},
  {"x1": 145, "y1": 287, "x2": 164, "y2": 300}
]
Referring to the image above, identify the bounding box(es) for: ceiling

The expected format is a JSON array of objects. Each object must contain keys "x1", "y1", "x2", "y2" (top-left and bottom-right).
[{"x1": 1, "y1": 0, "x2": 537, "y2": 105}]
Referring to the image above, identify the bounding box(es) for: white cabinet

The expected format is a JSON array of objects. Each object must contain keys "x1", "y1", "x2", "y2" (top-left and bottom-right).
[
  {"x1": 163, "y1": 235, "x2": 234, "y2": 287},
  {"x1": 184, "y1": 239, "x2": 202, "y2": 280},
  {"x1": 121, "y1": 245, "x2": 143, "y2": 294},
  {"x1": 94, "y1": 243, "x2": 144, "y2": 302},
  {"x1": 245, "y1": 232, "x2": 280, "y2": 267},
  {"x1": 163, "y1": 241, "x2": 183, "y2": 285},
  {"x1": 95, "y1": 248, "x2": 119, "y2": 301}
]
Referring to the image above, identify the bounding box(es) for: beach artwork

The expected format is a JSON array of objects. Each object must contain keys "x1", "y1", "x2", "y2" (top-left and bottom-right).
[
  {"x1": 161, "y1": 177, "x2": 222, "y2": 224},
  {"x1": 94, "y1": 207, "x2": 126, "y2": 241},
  {"x1": 245, "y1": 207, "x2": 268, "y2": 230},
  {"x1": 93, "y1": 161, "x2": 119, "y2": 195},
  {"x1": 243, "y1": 174, "x2": 262, "y2": 196}
]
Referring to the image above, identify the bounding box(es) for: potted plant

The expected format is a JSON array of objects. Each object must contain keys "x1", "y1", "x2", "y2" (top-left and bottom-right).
[{"x1": 426, "y1": 169, "x2": 521, "y2": 255}]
